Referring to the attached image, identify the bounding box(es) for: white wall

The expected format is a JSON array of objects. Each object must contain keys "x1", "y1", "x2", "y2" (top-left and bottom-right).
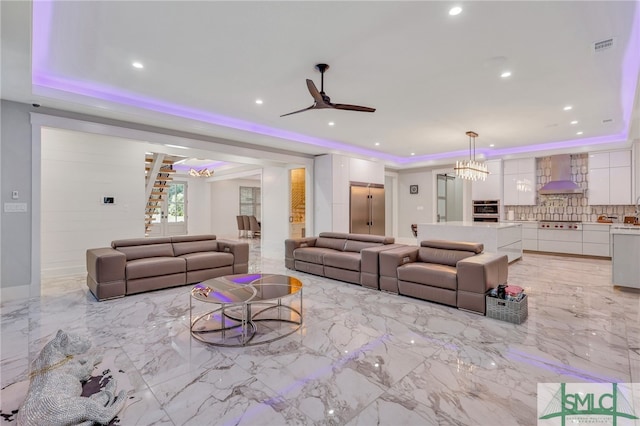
[
  {"x1": 314, "y1": 154, "x2": 385, "y2": 233},
  {"x1": 184, "y1": 176, "x2": 211, "y2": 235},
  {"x1": 209, "y1": 178, "x2": 261, "y2": 237},
  {"x1": 262, "y1": 166, "x2": 291, "y2": 258},
  {"x1": 397, "y1": 169, "x2": 435, "y2": 238},
  {"x1": 41, "y1": 128, "x2": 147, "y2": 276}
]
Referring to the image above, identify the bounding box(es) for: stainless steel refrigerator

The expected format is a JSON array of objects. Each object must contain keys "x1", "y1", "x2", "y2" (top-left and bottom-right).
[{"x1": 350, "y1": 184, "x2": 385, "y2": 235}]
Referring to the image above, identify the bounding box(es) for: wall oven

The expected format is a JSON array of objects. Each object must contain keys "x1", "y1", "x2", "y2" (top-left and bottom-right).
[{"x1": 472, "y1": 200, "x2": 500, "y2": 222}]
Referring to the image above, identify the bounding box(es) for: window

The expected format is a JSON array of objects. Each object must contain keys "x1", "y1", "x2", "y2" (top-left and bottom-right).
[
  {"x1": 240, "y1": 186, "x2": 261, "y2": 218},
  {"x1": 167, "y1": 183, "x2": 185, "y2": 223}
]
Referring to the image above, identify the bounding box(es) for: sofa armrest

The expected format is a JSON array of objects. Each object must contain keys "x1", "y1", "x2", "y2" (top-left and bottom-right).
[
  {"x1": 360, "y1": 244, "x2": 407, "y2": 289},
  {"x1": 86, "y1": 248, "x2": 126, "y2": 300},
  {"x1": 284, "y1": 237, "x2": 317, "y2": 269},
  {"x1": 457, "y1": 253, "x2": 508, "y2": 293},
  {"x1": 379, "y1": 246, "x2": 419, "y2": 277},
  {"x1": 86, "y1": 248, "x2": 126, "y2": 282},
  {"x1": 456, "y1": 253, "x2": 508, "y2": 314},
  {"x1": 217, "y1": 239, "x2": 249, "y2": 273}
]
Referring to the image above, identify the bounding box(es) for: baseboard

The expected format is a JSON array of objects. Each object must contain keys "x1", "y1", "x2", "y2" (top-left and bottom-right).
[{"x1": 0, "y1": 285, "x2": 31, "y2": 302}]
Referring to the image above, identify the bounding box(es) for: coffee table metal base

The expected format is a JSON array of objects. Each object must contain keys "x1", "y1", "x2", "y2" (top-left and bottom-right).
[{"x1": 189, "y1": 274, "x2": 303, "y2": 347}]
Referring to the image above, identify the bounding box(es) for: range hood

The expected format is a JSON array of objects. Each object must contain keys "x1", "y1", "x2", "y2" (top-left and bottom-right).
[{"x1": 538, "y1": 154, "x2": 584, "y2": 195}]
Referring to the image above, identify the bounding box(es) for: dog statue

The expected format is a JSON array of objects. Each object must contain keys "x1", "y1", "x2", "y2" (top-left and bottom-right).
[{"x1": 17, "y1": 330, "x2": 126, "y2": 426}]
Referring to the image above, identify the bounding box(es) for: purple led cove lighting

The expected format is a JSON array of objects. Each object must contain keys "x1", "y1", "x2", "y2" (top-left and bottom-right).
[
  {"x1": 31, "y1": 0, "x2": 53, "y2": 74},
  {"x1": 488, "y1": 132, "x2": 629, "y2": 157},
  {"x1": 32, "y1": 1, "x2": 640, "y2": 165},
  {"x1": 172, "y1": 161, "x2": 228, "y2": 172},
  {"x1": 619, "y1": 2, "x2": 640, "y2": 133}
]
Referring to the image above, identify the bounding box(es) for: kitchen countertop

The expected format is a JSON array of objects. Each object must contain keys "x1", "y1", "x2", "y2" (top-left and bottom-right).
[
  {"x1": 422, "y1": 221, "x2": 521, "y2": 229},
  {"x1": 610, "y1": 225, "x2": 640, "y2": 235}
]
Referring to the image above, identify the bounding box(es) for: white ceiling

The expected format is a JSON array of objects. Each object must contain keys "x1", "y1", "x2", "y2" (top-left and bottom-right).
[{"x1": 2, "y1": 1, "x2": 640, "y2": 169}]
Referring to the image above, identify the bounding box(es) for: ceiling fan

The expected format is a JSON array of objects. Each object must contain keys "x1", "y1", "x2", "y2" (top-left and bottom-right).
[{"x1": 281, "y1": 64, "x2": 376, "y2": 117}]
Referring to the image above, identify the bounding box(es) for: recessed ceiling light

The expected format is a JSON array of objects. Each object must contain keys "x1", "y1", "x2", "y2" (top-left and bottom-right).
[
  {"x1": 576, "y1": 131, "x2": 584, "y2": 135},
  {"x1": 375, "y1": 142, "x2": 380, "y2": 146},
  {"x1": 255, "y1": 99, "x2": 263, "y2": 105},
  {"x1": 570, "y1": 120, "x2": 578, "y2": 125},
  {"x1": 489, "y1": 144, "x2": 495, "y2": 147},
  {"x1": 563, "y1": 105, "x2": 573, "y2": 111},
  {"x1": 500, "y1": 71, "x2": 512, "y2": 78},
  {"x1": 328, "y1": 122, "x2": 335, "y2": 126},
  {"x1": 449, "y1": 6, "x2": 462, "y2": 16},
  {"x1": 132, "y1": 61, "x2": 144, "y2": 69},
  {"x1": 411, "y1": 152, "x2": 415, "y2": 156}
]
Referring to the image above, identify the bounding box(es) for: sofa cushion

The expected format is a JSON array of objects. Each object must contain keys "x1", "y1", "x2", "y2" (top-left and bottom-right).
[
  {"x1": 294, "y1": 247, "x2": 336, "y2": 264},
  {"x1": 344, "y1": 240, "x2": 382, "y2": 253},
  {"x1": 117, "y1": 243, "x2": 175, "y2": 261},
  {"x1": 172, "y1": 239, "x2": 218, "y2": 256},
  {"x1": 420, "y1": 240, "x2": 483, "y2": 253},
  {"x1": 397, "y1": 263, "x2": 458, "y2": 290},
  {"x1": 315, "y1": 237, "x2": 347, "y2": 251},
  {"x1": 179, "y1": 252, "x2": 233, "y2": 271},
  {"x1": 346, "y1": 234, "x2": 395, "y2": 244},
  {"x1": 323, "y1": 251, "x2": 361, "y2": 271},
  {"x1": 126, "y1": 257, "x2": 185, "y2": 280},
  {"x1": 418, "y1": 247, "x2": 476, "y2": 267}
]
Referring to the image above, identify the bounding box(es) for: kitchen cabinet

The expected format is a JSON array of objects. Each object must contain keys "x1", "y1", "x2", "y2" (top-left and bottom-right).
[
  {"x1": 611, "y1": 226, "x2": 640, "y2": 288},
  {"x1": 537, "y1": 229, "x2": 582, "y2": 255},
  {"x1": 582, "y1": 223, "x2": 611, "y2": 257},
  {"x1": 521, "y1": 222, "x2": 538, "y2": 251},
  {"x1": 471, "y1": 159, "x2": 502, "y2": 201},
  {"x1": 503, "y1": 158, "x2": 536, "y2": 206},
  {"x1": 588, "y1": 151, "x2": 631, "y2": 205}
]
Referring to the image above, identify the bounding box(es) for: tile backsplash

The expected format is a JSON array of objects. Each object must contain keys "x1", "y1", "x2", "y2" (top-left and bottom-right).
[{"x1": 504, "y1": 153, "x2": 637, "y2": 222}]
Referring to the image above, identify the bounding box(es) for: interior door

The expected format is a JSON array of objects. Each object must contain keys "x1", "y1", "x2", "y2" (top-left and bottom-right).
[
  {"x1": 370, "y1": 187, "x2": 385, "y2": 236},
  {"x1": 289, "y1": 168, "x2": 306, "y2": 238},
  {"x1": 437, "y1": 174, "x2": 448, "y2": 222},
  {"x1": 148, "y1": 182, "x2": 188, "y2": 236},
  {"x1": 350, "y1": 186, "x2": 370, "y2": 234}
]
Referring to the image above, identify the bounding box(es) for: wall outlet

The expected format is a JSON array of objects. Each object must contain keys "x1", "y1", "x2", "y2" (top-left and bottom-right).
[{"x1": 11, "y1": 190, "x2": 19, "y2": 199}]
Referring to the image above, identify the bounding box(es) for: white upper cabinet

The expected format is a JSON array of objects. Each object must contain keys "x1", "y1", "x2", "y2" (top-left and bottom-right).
[
  {"x1": 588, "y1": 151, "x2": 631, "y2": 205},
  {"x1": 471, "y1": 159, "x2": 502, "y2": 201},
  {"x1": 503, "y1": 158, "x2": 536, "y2": 205}
]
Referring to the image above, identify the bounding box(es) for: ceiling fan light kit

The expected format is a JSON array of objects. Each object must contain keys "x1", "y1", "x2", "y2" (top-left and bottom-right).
[
  {"x1": 281, "y1": 63, "x2": 376, "y2": 117},
  {"x1": 454, "y1": 131, "x2": 488, "y2": 181}
]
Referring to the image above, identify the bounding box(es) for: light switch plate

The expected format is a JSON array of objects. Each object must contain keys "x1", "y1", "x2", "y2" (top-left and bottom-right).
[{"x1": 4, "y1": 203, "x2": 27, "y2": 213}]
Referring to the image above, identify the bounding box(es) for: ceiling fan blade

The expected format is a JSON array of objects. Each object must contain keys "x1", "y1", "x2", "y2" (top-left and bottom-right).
[
  {"x1": 280, "y1": 104, "x2": 316, "y2": 117},
  {"x1": 306, "y1": 79, "x2": 326, "y2": 105},
  {"x1": 333, "y1": 103, "x2": 376, "y2": 113}
]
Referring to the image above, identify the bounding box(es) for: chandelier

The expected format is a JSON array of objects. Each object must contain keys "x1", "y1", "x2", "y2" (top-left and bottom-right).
[
  {"x1": 189, "y1": 168, "x2": 213, "y2": 177},
  {"x1": 454, "y1": 131, "x2": 488, "y2": 181}
]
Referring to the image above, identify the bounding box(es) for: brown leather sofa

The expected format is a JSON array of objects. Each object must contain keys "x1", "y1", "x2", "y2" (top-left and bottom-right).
[
  {"x1": 379, "y1": 240, "x2": 508, "y2": 314},
  {"x1": 86, "y1": 235, "x2": 249, "y2": 301},
  {"x1": 285, "y1": 232, "x2": 403, "y2": 289}
]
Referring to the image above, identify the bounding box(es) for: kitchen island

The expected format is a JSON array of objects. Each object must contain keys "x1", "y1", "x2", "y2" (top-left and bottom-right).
[
  {"x1": 611, "y1": 225, "x2": 640, "y2": 289},
  {"x1": 418, "y1": 221, "x2": 522, "y2": 262}
]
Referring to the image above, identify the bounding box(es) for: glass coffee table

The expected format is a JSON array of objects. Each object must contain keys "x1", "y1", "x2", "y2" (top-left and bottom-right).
[{"x1": 189, "y1": 273, "x2": 303, "y2": 346}]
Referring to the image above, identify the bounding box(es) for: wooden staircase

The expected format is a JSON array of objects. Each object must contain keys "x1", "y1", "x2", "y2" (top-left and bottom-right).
[{"x1": 144, "y1": 154, "x2": 175, "y2": 235}]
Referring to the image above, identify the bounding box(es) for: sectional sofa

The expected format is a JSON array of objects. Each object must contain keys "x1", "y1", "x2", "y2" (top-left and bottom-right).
[
  {"x1": 286, "y1": 234, "x2": 508, "y2": 315},
  {"x1": 284, "y1": 232, "x2": 403, "y2": 289},
  {"x1": 379, "y1": 240, "x2": 508, "y2": 314},
  {"x1": 86, "y1": 234, "x2": 249, "y2": 301}
]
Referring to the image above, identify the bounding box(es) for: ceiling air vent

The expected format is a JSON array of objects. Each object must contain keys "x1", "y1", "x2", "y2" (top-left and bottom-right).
[{"x1": 593, "y1": 38, "x2": 615, "y2": 52}]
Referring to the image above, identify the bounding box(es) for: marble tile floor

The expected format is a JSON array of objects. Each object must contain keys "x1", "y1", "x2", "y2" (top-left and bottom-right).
[{"x1": 2, "y1": 242, "x2": 640, "y2": 425}]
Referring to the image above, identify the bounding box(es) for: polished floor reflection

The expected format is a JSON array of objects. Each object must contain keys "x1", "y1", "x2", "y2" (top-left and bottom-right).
[{"x1": 2, "y1": 241, "x2": 639, "y2": 425}]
